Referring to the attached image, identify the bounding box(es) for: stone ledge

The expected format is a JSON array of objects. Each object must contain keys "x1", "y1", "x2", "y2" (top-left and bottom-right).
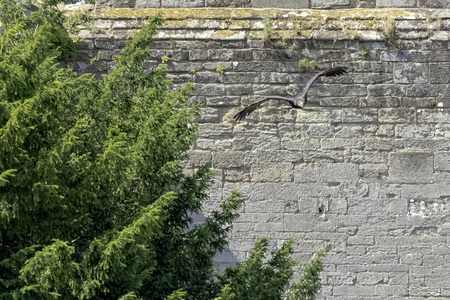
[
  {"x1": 92, "y1": 0, "x2": 450, "y2": 9},
  {"x1": 70, "y1": 7, "x2": 450, "y2": 42}
]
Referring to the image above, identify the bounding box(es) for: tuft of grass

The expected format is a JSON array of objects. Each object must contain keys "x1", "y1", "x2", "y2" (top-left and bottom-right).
[
  {"x1": 298, "y1": 58, "x2": 317, "y2": 72},
  {"x1": 63, "y1": 8, "x2": 92, "y2": 35},
  {"x1": 360, "y1": 49, "x2": 368, "y2": 56},
  {"x1": 189, "y1": 69, "x2": 196, "y2": 75},
  {"x1": 384, "y1": 18, "x2": 402, "y2": 49},
  {"x1": 262, "y1": 18, "x2": 275, "y2": 45}
]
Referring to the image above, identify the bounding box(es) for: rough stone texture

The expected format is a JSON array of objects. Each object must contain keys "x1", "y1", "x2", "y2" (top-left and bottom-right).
[
  {"x1": 161, "y1": 0, "x2": 205, "y2": 7},
  {"x1": 376, "y1": 0, "x2": 417, "y2": 7},
  {"x1": 71, "y1": 6, "x2": 450, "y2": 299},
  {"x1": 418, "y1": 0, "x2": 450, "y2": 7},
  {"x1": 311, "y1": 0, "x2": 351, "y2": 9},
  {"x1": 253, "y1": 0, "x2": 309, "y2": 8},
  {"x1": 389, "y1": 152, "x2": 434, "y2": 183},
  {"x1": 95, "y1": 0, "x2": 450, "y2": 8},
  {"x1": 136, "y1": 0, "x2": 160, "y2": 7},
  {"x1": 207, "y1": 0, "x2": 251, "y2": 7}
]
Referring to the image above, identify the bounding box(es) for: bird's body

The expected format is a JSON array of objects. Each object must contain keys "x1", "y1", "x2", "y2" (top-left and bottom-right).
[{"x1": 233, "y1": 66, "x2": 348, "y2": 121}]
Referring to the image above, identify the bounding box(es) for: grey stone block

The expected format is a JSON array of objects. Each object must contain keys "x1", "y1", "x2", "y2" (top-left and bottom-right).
[
  {"x1": 394, "y1": 63, "x2": 428, "y2": 84},
  {"x1": 317, "y1": 163, "x2": 359, "y2": 183},
  {"x1": 253, "y1": 0, "x2": 308, "y2": 8},
  {"x1": 377, "y1": 0, "x2": 416, "y2": 7},
  {"x1": 161, "y1": 0, "x2": 204, "y2": 7},
  {"x1": 435, "y1": 152, "x2": 450, "y2": 171},
  {"x1": 136, "y1": 0, "x2": 160, "y2": 7},
  {"x1": 357, "y1": 0, "x2": 376, "y2": 7},
  {"x1": 333, "y1": 285, "x2": 377, "y2": 296},
  {"x1": 357, "y1": 272, "x2": 389, "y2": 285},
  {"x1": 311, "y1": 0, "x2": 351, "y2": 8},
  {"x1": 395, "y1": 125, "x2": 435, "y2": 138},
  {"x1": 375, "y1": 285, "x2": 408, "y2": 296},
  {"x1": 96, "y1": 0, "x2": 135, "y2": 8},
  {"x1": 429, "y1": 63, "x2": 450, "y2": 84},
  {"x1": 378, "y1": 108, "x2": 416, "y2": 124},
  {"x1": 284, "y1": 214, "x2": 317, "y2": 232},
  {"x1": 250, "y1": 163, "x2": 293, "y2": 182},
  {"x1": 213, "y1": 151, "x2": 246, "y2": 168},
  {"x1": 418, "y1": 0, "x2": 450, "y2": 7},
  {"x1": 294, "y1": 164, "x2": 318, "y2": 183},
  {"x1": 389, "y1": 152, "x2": 434, "y2": 183},
  {"x1": 348, "y1": 236, "x2": 375, "y2": 245},
  {"x1": 206, "y1": 0, "x2": 251, "y2": 6},
  {"x1": 342, "y1": 108, "x2": 378, "y2": 123},
  {"x1": 400, "y1": 97, "x2": 436, "y2": 108}
]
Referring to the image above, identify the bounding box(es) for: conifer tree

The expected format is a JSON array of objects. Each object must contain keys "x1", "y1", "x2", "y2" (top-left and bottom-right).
[{"x1": 0, "y1": 1, "x2": 324, "y2": 299}]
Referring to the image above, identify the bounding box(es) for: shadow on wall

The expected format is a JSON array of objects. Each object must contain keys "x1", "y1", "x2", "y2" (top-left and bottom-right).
[{"x1": 189, "y1": 210, "x2": 241, "y2": 273}]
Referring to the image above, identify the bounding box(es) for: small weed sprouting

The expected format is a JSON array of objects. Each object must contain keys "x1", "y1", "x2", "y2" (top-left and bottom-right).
[
  {"x1": 63, "y1": 8, "x2": 93, "y2": 35},
  {"x1": 189, "y1": 70, "x2": 196, "y2": 75},
  {"x1": 216, "y1": 66, "x2": 224, "y2": 74},
  {"x1": 261, "y1": 18, "x2": 285, "y2": 48},
  {"x1": 360, "y1": 49, "x2": 368, "y2": 56},
  {"x1": 161, "y1": 55, "x2": 170, "y2": 63},
  {"x1": 384, "y1": 18, "x2": 403, "y2": 49},
  {"x1": 298, "y1": 58, "x2": 317, "y2": 72},
  {"x1": 262, "y1": 18, "x2": 275, "y2": 45}
]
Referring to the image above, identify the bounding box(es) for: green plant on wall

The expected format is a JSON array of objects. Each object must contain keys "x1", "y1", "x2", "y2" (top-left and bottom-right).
[
  {"x1": 261, "y1": 17, "x2": 285, "y2": 48},
  {"x1": 161, "y1": 55, "x2": 170, "y2": 63},
  {"x1": 383, "y1": 18, "x2": 403, "y2": 49},
  {"x1": 63, "y1": 7, "x2": 93, "y2": 35},
  {"x1": 262, "y1": 17, "x2": 275, "y2": 45},
  {"x1": 298, "y1": 58, "x2": 317, "y2": 72},
  {"x1": 216, "y1": 65, "x2": 224, "y2": 74}
]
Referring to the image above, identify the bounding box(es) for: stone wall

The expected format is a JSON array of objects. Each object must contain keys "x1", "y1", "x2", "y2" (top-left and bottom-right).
[
  {"x1": 95, "y1": 0, "x2": 450, "y2": 9},
  {"x1": 72, "y1": 6, "x2": 450, "y2": 299}
]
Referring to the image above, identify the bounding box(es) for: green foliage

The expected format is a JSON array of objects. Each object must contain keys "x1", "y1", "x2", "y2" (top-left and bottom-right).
[
  {"x1": 262, "y1": 18, "x2": 275, "y2": 45},
  {"x1": 216, "y1": 65, "x2": 224, "y2": 74},
  {"x1": 383, "y1": 18, "x2": 403, "y2": 49},
  {"x1": 217, "y1": 238, "x2": 297, "y2": 300},
  {"x1": 298, "y1": 58, "x2": 317, "y2": 72},
  {"x1": 287, "y1": 250, "x2": 325, "y2": 300},
  {"x1": 261, "y1": 17, "x2": 284, "y2": 48},
  {"x1": 360, "y1": 49, "x2": 368, "y2": 56},
  {"x1": 63, "y1": 8, "x2": 92, "y2": 35},
  {"x1": 168, "y1": 289, "x2": 187, "y2": 300},
  {"x1": 0, "y1": 1, "x2": 325, "y2": 299},
  {"x1": 161, "y1": 55, "x2": 170, "y2": 63}
]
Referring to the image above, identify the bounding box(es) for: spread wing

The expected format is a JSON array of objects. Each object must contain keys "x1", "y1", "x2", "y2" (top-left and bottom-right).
[
  {"x1": 234, "y1": 96, "x2": 293, "y2": 121},
  {"x1": 302, "y1": 66, "x2": 348, "y2": 96}
]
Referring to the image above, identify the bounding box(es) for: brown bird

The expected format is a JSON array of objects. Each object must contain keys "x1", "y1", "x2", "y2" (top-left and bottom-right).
[{"x1": 234, "y1": 66, "x2": 348, "y2": 121}]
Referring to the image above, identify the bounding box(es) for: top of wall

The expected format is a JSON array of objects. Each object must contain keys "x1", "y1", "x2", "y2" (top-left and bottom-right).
[{"x1": 95, "y1": 0, "x2": 450, "y2": 9}]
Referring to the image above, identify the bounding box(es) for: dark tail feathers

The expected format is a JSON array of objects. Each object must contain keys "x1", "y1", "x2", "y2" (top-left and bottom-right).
[{"x1": 323, "y1": 67, "x2": 348, "y2": 77}]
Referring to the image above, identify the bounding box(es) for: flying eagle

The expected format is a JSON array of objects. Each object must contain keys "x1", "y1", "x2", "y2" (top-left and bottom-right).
[{"x1": 234, "y1": 66, "x2": 348, "y2": 121}]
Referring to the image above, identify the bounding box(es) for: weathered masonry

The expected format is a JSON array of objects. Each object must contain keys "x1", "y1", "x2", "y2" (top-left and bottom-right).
[
  {"x1": 94, "y1": 0, "x2": 450, "y2": 9},
  {"x1": 70, "y1": 1, "x2": 450, "y2": 298}
]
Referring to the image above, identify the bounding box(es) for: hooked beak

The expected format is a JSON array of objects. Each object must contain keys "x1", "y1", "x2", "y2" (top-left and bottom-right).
[{"x1": 299, "y1": 103, "x2": 304, "y2": 109}]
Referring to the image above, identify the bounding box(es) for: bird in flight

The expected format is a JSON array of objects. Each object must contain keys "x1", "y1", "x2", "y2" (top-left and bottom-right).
[{"x1": 234, "y1": 66, "x2": 348, "y2": 121}]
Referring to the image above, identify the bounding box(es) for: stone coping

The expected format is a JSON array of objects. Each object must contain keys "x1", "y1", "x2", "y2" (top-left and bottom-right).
[
  {"x1": 97, "y1": 7, "x2": 450, "y2": 20},
  {"x1": 65, "y1": 7, "x2": 450, "y2": 42}
]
